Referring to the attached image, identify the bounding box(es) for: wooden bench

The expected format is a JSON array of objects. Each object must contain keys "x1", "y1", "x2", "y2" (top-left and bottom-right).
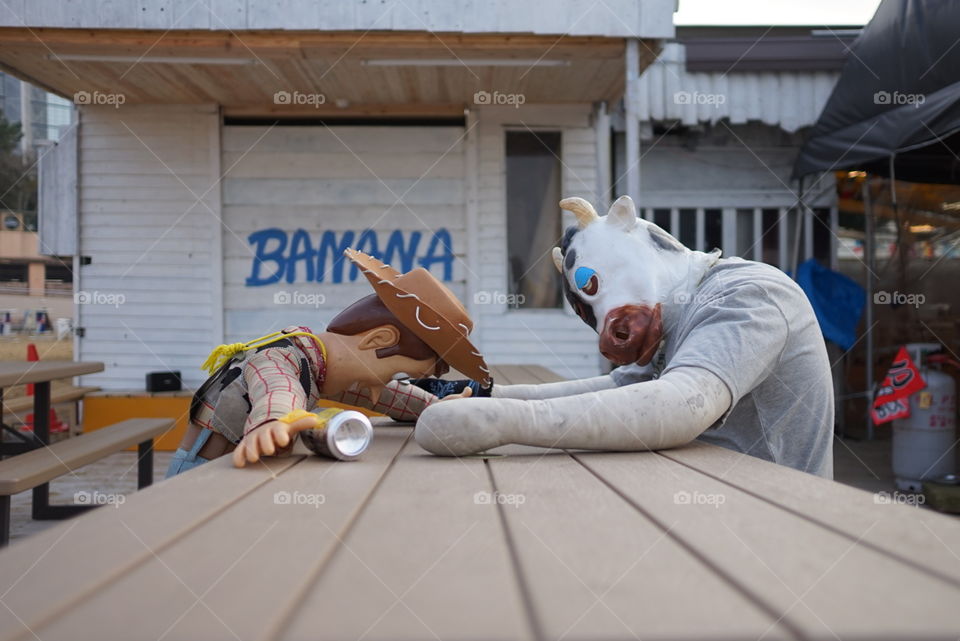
[
  {"x1": 0, "y1": 418, "x2": 173, "y2": 545},
  {"x1": 1, "y1": 385, "x2": 101, "y2": 421}
]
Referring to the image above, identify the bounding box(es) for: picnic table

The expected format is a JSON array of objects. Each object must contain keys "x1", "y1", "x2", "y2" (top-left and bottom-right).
[
  {"x1": 0, "y1": 361, "x2": 105, "y2": 457},
  {"x1": 1, "y1": 364, "x2": 959, "y2": 640}
]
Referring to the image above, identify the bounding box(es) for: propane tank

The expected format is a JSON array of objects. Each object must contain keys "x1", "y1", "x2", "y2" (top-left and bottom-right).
[{"x1": 892, "y1": 343, "x2": 958, "y2": 492}]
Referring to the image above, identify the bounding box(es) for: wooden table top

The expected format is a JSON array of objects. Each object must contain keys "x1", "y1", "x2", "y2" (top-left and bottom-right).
[
  {"x1": 0, "y1": 361, "x2": 104, "y2": 388},
  {"x1": 0, "y1": 365, "x2": 959, "y2": 640}
]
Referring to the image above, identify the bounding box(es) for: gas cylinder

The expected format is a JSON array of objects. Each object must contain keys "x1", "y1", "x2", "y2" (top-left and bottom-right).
[{"x1": 892, "y1": 343, "x2": 958, "y2": 491}]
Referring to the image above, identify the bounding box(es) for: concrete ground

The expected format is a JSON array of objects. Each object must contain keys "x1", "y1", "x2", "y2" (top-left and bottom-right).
[
  {"x1": 8, "y1": 450, "x2": 175, "y2": 542},
  {"x1": 833, "y1": 435, "x2": 897, "y2": 494}
]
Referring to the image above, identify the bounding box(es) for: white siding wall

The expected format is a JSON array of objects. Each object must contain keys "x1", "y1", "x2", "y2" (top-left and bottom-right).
[
  {"x1": 77, "y1": 104, "x2": 221, "y2": 390},
  {"x1": 221, "y1": 125, "x2": 467, "y2": 342},
  {"x1": 472, "y1": 105, "x2": 603, "y2": 380},
  {"x1": 76, "y1": 107, "x2": 605, "y2": 389}
]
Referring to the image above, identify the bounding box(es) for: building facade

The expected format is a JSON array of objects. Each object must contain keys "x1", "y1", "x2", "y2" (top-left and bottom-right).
[{"x1": 0, "y1": 3, "x2": 846, "y2": 390}]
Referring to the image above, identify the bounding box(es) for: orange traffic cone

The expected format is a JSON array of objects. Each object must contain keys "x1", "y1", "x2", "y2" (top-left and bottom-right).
[
  {"x1": 24, "y1": 343, "x2": 68, "y2": 433},
  {"x1": 26, "y1": 343, "x2": 38, "y2": 395}
]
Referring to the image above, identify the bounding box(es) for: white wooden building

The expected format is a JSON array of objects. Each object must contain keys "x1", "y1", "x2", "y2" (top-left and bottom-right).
[
  {"x1": 614, "y1": 27, "x2": 851, "y2": 273},
  {"x1": 0, "y1": 4, "x2": 845, "y2": 390},
  {"x1": 0, "y1": 0, "x2": 673, "y2": 388}
]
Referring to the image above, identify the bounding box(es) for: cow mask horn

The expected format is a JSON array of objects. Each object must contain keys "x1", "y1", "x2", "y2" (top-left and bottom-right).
[{"x1": 560, "y1": 197, "x2": 599, "y2": 228}]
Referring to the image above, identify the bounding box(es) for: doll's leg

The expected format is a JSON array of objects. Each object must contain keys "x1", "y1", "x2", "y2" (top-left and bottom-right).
[{"x1": 165, "y1": 427, "x2": 214, "y2": 477}]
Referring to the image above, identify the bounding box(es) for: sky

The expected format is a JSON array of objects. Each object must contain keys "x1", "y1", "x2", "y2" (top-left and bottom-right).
[{"x1": 674, "y1": 0, "x2": 884, "y2": 26}]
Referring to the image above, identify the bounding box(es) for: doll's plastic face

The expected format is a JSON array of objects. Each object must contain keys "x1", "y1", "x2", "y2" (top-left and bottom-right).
[
  {"x1": 371, "y1": 354, "x2": 439, "y2": 382},
  {"x1": 354, "y1": 326, "x2": 441, "y2": 382},
  {"x1": 356, "y1": 353, "x2": 439, "y2": 405}
]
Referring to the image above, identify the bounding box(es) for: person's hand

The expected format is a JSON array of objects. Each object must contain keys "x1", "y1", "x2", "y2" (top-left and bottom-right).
[
  {"x1": 438, "y1": 386, "x2": 473, "y2": 402},
  {"x1": 415, "y1": 396, "x2": 531, "y2": 456},
  {"x1": 233, "y1": 413, "x2": 321, "y2": 467}
]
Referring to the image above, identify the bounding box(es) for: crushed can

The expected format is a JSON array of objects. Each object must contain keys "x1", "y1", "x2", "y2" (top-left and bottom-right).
[{"x1": 299, "y1": 407, "x2": 373, "y2": 461}]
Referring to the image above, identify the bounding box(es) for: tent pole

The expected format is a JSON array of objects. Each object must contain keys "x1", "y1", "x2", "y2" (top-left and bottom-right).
[
  {"x1": 624, "y1": 39, "x2": 641, "y2": 204},
  {"x1": 791, "y1": 176, "x2": 805, "y2": 276},
  {"x1": 863, "y1": 177, "x2": 875, "y2": 440},
  {"x1": 889, "y1": 155, "x2": 898, "y2": 211}
]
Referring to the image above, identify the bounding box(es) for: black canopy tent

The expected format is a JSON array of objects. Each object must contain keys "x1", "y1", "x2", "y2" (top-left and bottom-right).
[
  {"x1": 794, "y1": 0, "x2": 960, "y2": 183},
  {"x1": 793, "y1": 0, "x2": 960, "y2": 439}
]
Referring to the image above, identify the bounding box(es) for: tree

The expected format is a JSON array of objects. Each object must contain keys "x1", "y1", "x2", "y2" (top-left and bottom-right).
[{"x1": 0, "y1": 113, "x2": 38, "y2": 222}]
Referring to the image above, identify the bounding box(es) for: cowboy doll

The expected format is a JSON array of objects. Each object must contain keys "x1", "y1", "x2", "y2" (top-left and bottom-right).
[{"x1": 166, "y1": 248, "x2": 491, "y2": 476}]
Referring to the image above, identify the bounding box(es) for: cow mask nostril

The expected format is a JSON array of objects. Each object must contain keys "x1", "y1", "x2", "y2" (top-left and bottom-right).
[{"x1": 599, "y1": 303, "x2": 664, "y2": 366}]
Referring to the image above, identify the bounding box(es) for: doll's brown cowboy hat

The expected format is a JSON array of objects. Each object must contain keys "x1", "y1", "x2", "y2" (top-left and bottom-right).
[{"x1": 344, "y1": 248, "x2": 491, "y2": 387}]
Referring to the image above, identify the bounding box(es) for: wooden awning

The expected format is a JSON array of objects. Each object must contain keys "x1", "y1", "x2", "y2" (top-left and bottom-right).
[{"x1": 0, "y1": 28, "x2": 658, "y2": 116}]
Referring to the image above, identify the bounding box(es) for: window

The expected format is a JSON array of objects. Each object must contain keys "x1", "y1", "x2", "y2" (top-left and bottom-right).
[
  {"x1": 762, "y1": 208, "x2": 780, "y2": 265},
  {"x1": 812, "y1": 207, "x2": 833, "y2": 265},
  {"x1": 505, "y1": 131, "x2": 562, "y2": 309},
  {"x1": 678, "y1": 208, "x2": 696, "y2": 248},
  {"x1": 0, "y1": 263, "x2": 28, "y2": 284},
  {"x1": 704, "y1": 208, "x2": 723, "y2": 251},
  {"x1": 652, "y1": 208, "x2": 671, "y2": 231}
]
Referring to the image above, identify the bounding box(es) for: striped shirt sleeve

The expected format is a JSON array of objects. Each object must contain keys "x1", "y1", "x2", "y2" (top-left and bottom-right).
[
  {"x1": 327, "y1": 379, "x2": 437, "y2": 422},
  {"x1": 242, "y1": 346, "x2": 308, "y2": 434}
]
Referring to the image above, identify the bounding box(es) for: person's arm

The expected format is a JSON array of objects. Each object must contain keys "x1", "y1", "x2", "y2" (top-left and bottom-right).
[
  {"x1": 414, "y1": 366, "x2": 731, "y2": 456},
  {"x1": 417, "y1": 279, "x2": 792, "y2": 457},
  {"x1": 326, "y1": 379, "x2": 438, "y2": 421},
  {"x1": 491, "y1": 375, "x2": 617, "y2": 400}
]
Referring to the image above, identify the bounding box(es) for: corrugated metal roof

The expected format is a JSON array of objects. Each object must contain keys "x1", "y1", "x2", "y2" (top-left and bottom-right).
[{"x1": 635, "y1": 43, "x2": 840, "y2": 133}]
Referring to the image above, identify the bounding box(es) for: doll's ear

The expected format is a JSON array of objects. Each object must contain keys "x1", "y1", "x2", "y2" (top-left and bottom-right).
[{"x1": 356, "y1": 325, "x2": 401, "y2": 351}]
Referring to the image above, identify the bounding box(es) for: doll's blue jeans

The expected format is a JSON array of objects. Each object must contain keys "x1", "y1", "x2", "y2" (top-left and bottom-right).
[{"x1": 165, "y1": 428, "x2": 214, "y2": 477}]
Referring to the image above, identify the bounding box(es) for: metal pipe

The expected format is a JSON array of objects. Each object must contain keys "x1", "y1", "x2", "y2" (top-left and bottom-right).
[
  {"x1": 595, "y1": 101, "x2": 611, "y2": 211},
  {"x1": 791, "y1": 176, "x2": 805, "y2": 276},
  {"x1": 863, "y1": 177, "x2": 875, "y2": 440},
  {"x1": 624, "y1": 39, "x2": 641, "y2": 203}
]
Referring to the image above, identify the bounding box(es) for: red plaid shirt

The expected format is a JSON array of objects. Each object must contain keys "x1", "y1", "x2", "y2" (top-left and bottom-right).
[{"x1": 192, "y1": 326, "x2": 437, "y2": 440}]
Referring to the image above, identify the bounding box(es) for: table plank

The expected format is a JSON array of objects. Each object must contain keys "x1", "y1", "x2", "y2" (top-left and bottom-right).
[
  {"x1": 488, "y1": 449, "x2": 789, "y2": 641},
  {"x1": 280, "y1": 438, "x2": 533, "y2": 640},
  {"x1": 0, "y1": 454, "x2": 302, "y2": 641},
  {"x1": 0, "y1": 361, "x2": 104, "y2": 388},
  {"x1": 489, "y1": 365, "x2": 533, "y2": 386},
  {"x1": 519, "y1": 365, "x2": 565, "y2": 384},
  {"x1": 575, "y1": 449, "x2": 960, "y2": 640},
  {"x1": 23, "y1": 428, "x2": 411, "y2": 641},
  {"x1": 661, "y1": 441, "x2": 960, "y2": 588}
]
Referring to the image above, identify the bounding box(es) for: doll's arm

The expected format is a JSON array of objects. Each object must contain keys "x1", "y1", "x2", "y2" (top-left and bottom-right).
[
  {"x1": 326, "y1": 379, "x2": 437, "y2": 421},
  {"x1": 491, "y1": 375, "x2": 616, "y2": 400},
  {"x1": 414, "y1": 366, "x2": 731, "y2": 456},
  {"x1": 241, "y1": 347, "x2": 309, "y2": 453}
]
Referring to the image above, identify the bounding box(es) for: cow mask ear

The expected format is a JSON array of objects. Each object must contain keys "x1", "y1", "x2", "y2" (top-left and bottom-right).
[
  {"x1": 647, "y1": 224, "x2": 686, "y2": 252},
  {"x1": 551, "y1": 247, "x2": 563, "y2": 273},
  {"x1": 606, "y1": 195, "x2": 637, "y2": 231}
]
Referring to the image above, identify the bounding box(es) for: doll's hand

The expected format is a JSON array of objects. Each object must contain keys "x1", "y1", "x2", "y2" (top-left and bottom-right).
[
  {"x1": 233, "y1": 413, "x2": 320, "y2": 467},
  {"x1": 438, "y1": 386, "x2": 472, "y2": 402}
]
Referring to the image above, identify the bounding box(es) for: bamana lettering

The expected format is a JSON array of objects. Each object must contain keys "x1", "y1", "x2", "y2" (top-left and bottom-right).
[{"x1": 246, "y1": 228, "x2": 454, "y2": 286}]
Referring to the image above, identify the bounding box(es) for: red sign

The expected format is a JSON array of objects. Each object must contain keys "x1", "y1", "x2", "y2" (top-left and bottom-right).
[{"x1": 871, "y1": 347, "x2": 927, "y2": 425}]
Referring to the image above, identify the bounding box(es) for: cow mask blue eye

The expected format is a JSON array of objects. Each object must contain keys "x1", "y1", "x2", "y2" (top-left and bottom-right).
[{"x1": 574, "y1": 266, "x2": 599, "y2": 296}]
